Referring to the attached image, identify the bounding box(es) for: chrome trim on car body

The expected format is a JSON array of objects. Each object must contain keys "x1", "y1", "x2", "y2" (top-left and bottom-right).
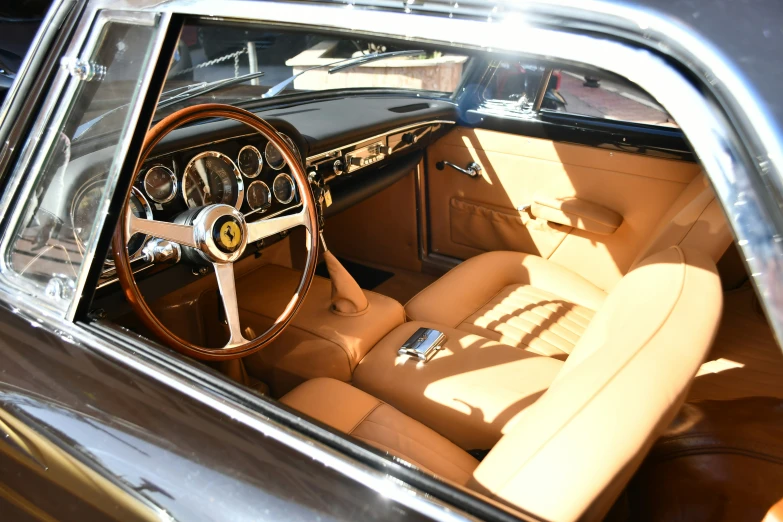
[{"x1": 306, "y1": 119, "x2": 457, "y2": 164}]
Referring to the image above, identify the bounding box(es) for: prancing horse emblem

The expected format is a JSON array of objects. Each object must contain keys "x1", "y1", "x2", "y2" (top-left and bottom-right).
[{"x1": 219, "y1": 221, "x2": 241, "y2": 250}]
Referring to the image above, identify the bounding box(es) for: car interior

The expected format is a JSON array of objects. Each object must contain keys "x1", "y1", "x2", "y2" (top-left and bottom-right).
[{"x1": 9, "y1": 18, "x2": 783, "y2": 522}]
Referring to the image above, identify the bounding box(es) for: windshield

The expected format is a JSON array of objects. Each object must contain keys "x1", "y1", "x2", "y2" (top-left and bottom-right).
[{"x1": 157, "y1": 21, "x2": 470, "y2": 118}]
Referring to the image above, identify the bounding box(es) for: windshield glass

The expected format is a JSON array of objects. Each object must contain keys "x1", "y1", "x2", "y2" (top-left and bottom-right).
[{"x1": 157, "y1": 21, "x2": 470, "y2": 118}]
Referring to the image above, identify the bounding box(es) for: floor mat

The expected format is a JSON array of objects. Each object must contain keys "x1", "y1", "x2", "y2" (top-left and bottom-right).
[{"x1": 316, "y1": 256, "x2": 394, "y2": 290}]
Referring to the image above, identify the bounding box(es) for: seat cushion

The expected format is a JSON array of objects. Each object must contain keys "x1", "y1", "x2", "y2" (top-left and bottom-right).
[
  {"x1": 405, "y1": 251, "x2": 607, "y2": 358},
  {"x1": 280, "y1": 378, "x2": 479, "y2": 485},
  {"x1": 353, "y1": 322, "x2": 564, "y2": 450},
  {"x1": 238, "y1": 264, "x2": 405, "y2": 396}
]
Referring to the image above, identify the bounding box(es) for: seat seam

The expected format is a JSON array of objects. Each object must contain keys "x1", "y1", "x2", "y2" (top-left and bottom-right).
[
  {"x1": 347, "y1": 401, "x2": 384, "y2": 435},
  {"x1": 238, "y1": 308, "x2": 355, "y2": 371},
  {"x1": 359, "y1": 417, "x2": 478, "y2": 475}
]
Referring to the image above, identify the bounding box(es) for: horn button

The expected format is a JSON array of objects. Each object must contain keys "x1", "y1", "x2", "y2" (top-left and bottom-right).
[{"x1": 188, "y1": 204, "x2": 248, "y2": 263}]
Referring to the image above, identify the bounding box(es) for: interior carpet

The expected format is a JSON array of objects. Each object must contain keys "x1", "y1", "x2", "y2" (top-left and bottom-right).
[{"x1": 316, "y1": 256, "x2": 394, "y2": 290}]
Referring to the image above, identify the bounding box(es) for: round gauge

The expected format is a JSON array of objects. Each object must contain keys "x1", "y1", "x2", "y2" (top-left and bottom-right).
[
  {"x1": 279, "y1": 133, "x2": 302, "y2": 163},
  {"x1": 237, "y1": 145, "x2": 263, "y2": 178},
  {"x1": 246, "y1": 180, "x2": 271, "y2": 211},
  {"x1": 265, "y1": 141, "x2": 285, "y2": 170},
  {"x1": 272, "y1": 173, "x2": 296, "y2": 204},
  {"x1": 182, "y1": 151, "x2": 244, "y2": 209},
  {"x1": 72, "y1": 181, "x2": 151, "y2": 260},
  {"x1": 143, "y1": 165, "x2": 177, "y2": 204}
]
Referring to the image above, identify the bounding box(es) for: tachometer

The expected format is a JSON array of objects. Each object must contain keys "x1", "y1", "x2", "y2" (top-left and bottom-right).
[
  {"x1": 237, "y1": 145, "x2": 262, "y2": 178},
  {"x1": 182, "y1": 151, "x2": 244, "y2": 209},
  {"x1": 143, "y1": 165, "x2": 177, "y2": 203}
]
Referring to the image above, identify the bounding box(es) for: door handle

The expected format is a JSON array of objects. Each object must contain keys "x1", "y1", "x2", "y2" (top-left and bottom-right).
[{"x1": 435, "y1": 160, "x2": 482, "y2": 178}]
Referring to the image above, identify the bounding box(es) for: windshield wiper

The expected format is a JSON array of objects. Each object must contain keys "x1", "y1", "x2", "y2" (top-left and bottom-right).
[
  {"x1": 73, "y1": 71, "x2": 265, "y2": 140},
  {"x1": 261, "y1": 49, "x2": 425, "y2": 99},
  {"x1": 156, "y1": 71, "x2": 265, "y2": 110}
]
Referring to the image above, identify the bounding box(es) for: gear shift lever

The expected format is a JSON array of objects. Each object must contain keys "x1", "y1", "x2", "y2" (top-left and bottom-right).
[{"x1": 320, "y1": 232, "x2": 369, "y2": 315}]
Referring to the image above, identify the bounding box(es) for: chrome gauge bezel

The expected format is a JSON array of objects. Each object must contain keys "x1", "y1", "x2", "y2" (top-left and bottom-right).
[
  {"x1": 182, "y1": 150, "x2": 244, "y2": 210},
  {"x1": 237, "y1": 145, "x2": 263, "y2": 178},
  {"x1": 272, "y1": 173, "x2": 296, "y2": 204},
  {"x1": 143, "y1": 164, "x2": 177, "y2": 204},
  {"x1": 246, "y1": 180, "x2": 272, "y2": 211},
  {"x1": 264, "y1": 140, "x2": 286, "y2": 171},
  {"x1": 279, "y1": 133, "x2": 302, "y2": 164}
]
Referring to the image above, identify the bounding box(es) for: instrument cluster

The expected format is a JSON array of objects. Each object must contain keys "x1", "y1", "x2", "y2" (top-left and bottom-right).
[{"x1": 134, "y1": 131, "x2": 303, "y2": 223}]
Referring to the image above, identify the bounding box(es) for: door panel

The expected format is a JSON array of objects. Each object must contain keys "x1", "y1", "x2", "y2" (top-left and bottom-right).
[{"x1": 426, "y1": 127, "x2": 701, "y2": 291}]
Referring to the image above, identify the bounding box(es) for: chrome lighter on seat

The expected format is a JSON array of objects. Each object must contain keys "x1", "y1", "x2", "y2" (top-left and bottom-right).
[{"x1": 398, "y1": 328, "x2": 447, "y2": 362}]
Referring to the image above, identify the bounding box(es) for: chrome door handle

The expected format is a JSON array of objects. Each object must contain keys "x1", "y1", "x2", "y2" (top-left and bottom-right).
[{"x1": 435, "y1": 160, "x2": 482, "y2": 178}]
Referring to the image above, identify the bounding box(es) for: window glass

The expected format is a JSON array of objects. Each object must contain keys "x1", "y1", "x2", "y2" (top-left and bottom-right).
[
  {"x1": 154, "y1": 22, "x2": 471, "y2": 119},
  {"x1": 482, "y1": 61, "x2": 676, "y2": 127},
  {"x1": 3, "y1": 18, "x2": 159, "y2": 311}
]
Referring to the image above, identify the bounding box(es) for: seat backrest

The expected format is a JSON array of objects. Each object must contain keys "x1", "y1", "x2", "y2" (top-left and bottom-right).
[
  {"x1": 630, "y1": 174, "x2": 733, "y2": 269},
  {"x1": 469, "y1": 246, "x2": 723, "y2": 522}
]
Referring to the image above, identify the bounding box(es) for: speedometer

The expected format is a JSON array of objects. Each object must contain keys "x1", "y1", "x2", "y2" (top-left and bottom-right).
[{"x1": 182, "y1": 151, "x2": 244, "y2": 209}]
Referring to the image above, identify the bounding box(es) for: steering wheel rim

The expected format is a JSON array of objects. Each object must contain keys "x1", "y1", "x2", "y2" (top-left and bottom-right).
[{"x1": 112, "y1": 103, "x2": 318, "y2": 360}]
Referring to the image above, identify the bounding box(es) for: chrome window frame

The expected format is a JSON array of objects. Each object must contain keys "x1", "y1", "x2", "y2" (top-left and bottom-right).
[
  {"x1": 0, "y1": 1, "x2": 781, "y2": 521},
  {"x1": 0, "y1": 5, "x2": 170, "y2": 318}
]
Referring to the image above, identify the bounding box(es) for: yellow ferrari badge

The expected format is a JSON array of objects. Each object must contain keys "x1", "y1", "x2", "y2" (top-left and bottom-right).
[{"x1": 220, "y1": 221, "x2": 241, "y2": 249}]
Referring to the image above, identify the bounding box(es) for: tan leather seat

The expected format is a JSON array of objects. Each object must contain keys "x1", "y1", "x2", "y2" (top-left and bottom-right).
[
  {"x1": 405, "y1": 174, "x2": 732, "y2": 356},
  {"x1": 405, "y1": 251, "x2": 607, "y2": 358},
  {"x1": 237, "y1": 263, "x2": 405, "y2": 396},
  {"x1": 353, "y1": 321, "x2": 564, "y2": 449},
  {"x1": 280, "y1": 377, "x2": 480, "y2": 485},
  {"x1": 286, "y1": 246, "x2": 723, "y2": 521}
]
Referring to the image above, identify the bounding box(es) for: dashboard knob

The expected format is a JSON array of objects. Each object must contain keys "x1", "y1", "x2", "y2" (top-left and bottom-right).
[
  {"x1": 402, "y1": 132, "x2": 418, "y2": 144},
  {"x1": 333, "y1": 158, "x2": 346, "y2": 175}
]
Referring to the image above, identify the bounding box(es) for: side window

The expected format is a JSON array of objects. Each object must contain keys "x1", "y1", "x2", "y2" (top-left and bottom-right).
[
  {"x1": 0, "y1": 15, "x2": 161, "y2": 313},
  {"x1": 481, "y1": 61, "x2": 676, "y2": 127}
]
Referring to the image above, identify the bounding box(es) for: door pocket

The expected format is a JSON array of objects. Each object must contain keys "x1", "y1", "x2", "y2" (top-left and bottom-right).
[{"x1": 449, "y1": 198, "x2": 570, "y2": 256}]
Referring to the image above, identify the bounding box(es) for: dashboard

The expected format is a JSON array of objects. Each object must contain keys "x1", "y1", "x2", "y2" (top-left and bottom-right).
[{"x1": 82, "y1": 95, "x2": 458, "y2": 290}]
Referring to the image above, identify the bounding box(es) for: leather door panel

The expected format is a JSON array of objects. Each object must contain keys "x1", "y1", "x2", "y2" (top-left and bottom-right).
[{"x1": 426, "y1": 127, "x2": 701, "y2": 291}]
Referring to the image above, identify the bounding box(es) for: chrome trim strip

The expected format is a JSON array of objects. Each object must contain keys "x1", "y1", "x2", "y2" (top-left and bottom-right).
[
  {"x1": 306, "y1": 119, "x2": 456, "y2": 163},
  {"x1": 67, "y1": 11, "x2": 170, "y2": 321},
  {"x1": 0, "y1": 276, "x2": 482, "y2": 522},
  {"x1": 0, "y1": 0, "x2": 73, "y2": 148}
]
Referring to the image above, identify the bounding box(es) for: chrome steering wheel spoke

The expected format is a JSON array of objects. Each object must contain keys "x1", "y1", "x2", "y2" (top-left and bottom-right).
[
  {"x1": 213, "y1": 262, "x2": 249, "y2": 348},
  {"x1": 128, "y1": 213, "x2": 197, "y2": 248},
  {"x1": 246, "y1": 208, "x2": 308, "y2": 244}
]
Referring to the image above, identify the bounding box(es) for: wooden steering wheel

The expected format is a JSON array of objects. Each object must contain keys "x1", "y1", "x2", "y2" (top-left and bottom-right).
[{"x1": 112, "y1": 104, "x2": 318, "y2": 360}]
